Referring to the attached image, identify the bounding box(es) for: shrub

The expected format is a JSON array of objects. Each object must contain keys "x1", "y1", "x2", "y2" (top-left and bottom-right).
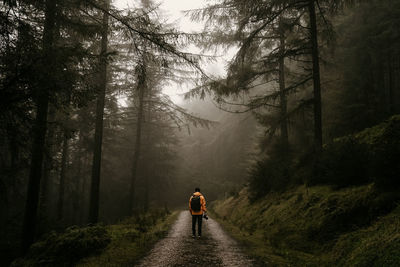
[
  {"x1": 248, "y1": 143, "x2": 292, "y2": 200},
  {"x1": 12, "y1": 225, "x2": 111, "y2": 266},
  {"x1": 311, "y1": 136, "x2": 370, "y2": 187},
  {"x1": 359, "y1": 115, "x2": 400, "y2": 190},
  {"x1": 248, "y1": 115, "x2": 400, "y2": 199},
  {"x1": 311, "y1": 115, "x2": 400, "y2": 190}
]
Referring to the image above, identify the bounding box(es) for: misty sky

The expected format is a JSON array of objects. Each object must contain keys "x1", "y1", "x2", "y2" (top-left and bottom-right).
[{"x1": 114, "y1": 0, "x2": 236, "y2": 104}]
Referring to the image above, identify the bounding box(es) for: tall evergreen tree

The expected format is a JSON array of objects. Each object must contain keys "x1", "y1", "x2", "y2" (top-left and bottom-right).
[
  {"x1": 308, "y1": 0, "x2": 322, "y2": 150},
  {"x1": 22, "y1": 0, "x2": 58, "y2": 253},
  {"x1": 88, "y1": 0, "x2": 110, "y2": 224},
  {"x1": 128, "y1": 61, "x2": 146, "y2": 215}
]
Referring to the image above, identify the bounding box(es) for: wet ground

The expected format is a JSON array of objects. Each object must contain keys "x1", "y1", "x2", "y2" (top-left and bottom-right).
[{"x1": 136, "y1": 211, "x2": 258, "y2": 267}]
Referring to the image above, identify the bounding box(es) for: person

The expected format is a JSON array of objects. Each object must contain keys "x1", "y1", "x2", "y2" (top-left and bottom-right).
[{"x1": 189, "y1": 187, "x2": 207, "y2": 238}]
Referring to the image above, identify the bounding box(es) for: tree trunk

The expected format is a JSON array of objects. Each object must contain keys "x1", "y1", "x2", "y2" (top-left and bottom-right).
[
  {"x1": 38, "y1": 106, "x2": 56, "y2": 233},
  {"x1": 144, "y1": 165, "x2": 149, "y2": 212},
  {"x1": 128, "y1": 67, "x2": 146, "y2": 215},
  {"x1": 88, "y1": 0, "x2": 109, "y2": 224},
  {"x1": 143, "y1": 100, "x2": 152, "y2": 212},
  {"x1": 22, "y1": 0, "x2": 57, "y2": 253},
  {"x1": 388, "y1": 54, "x2": 394, "y2": 114},
  {"x1": 74, "y1": 131, "x2": 84, "y2": 224},
  {"x1": 278, "y1": 20, "x2": 288, "y2": 148},
  {"x1": 80, "y1": 153, "x2": 90, "y2": 224},
  {"x1": 7, "y1": 122, "x2": 18, "y2": 174},
  {"x1": 308, "y1": 0, "x2": 323, "y2": 150},
  {"x1": 57, "y1": 131, "x2": 69, "y2": 222}
]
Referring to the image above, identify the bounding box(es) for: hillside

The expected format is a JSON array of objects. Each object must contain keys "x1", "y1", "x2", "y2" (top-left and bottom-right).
[{"x1": 211, "y1": 186, "x2": 400, "y2": 266}]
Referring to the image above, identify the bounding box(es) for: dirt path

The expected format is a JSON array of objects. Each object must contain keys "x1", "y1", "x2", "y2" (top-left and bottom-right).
[{"x1": 136, "y1": 211, "x2": 257, "y2": 267}]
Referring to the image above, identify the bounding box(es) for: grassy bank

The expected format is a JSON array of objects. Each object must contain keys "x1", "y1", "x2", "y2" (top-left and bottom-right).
[
  {"x1": 78, "y1": 210, "x2": 178, "y2": 266},
  {"x1": 211, "y1": 186, "x2": 400, "y2": 266},
  {"x1": 12, "y1": 210, "x2": 178, "y2": 266}
]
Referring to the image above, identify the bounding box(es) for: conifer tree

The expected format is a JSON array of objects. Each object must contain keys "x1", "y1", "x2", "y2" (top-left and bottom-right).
[
  {"x1": 22, "y1": 0, "x2": 58, "y2": 253},
  {"x1": 88, "y1": 0, "x2": 110, "y2": 224}
]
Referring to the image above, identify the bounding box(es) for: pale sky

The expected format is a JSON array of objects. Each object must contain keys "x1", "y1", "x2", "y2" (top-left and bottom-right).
[
  {"x1": 114, "y1": 0, "x2": 208, "y2": 32},
  {"x1": 114, "y1": 0, "x2": 236, "y2": 104}
]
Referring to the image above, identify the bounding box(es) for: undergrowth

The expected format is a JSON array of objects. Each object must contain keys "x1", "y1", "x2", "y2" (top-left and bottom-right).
[
  {"x1": 211, "y1": 185, "x2": 400, "y2": 266},
  {"x1": 11, "y1": 209, "x2": 177, "y2": 266},
  {"x1": 77, "y1": 210, "x2": 178, "y2": 266},
  {"x1": 249, "y1": 115, "x2": 400, "y2": 198},
  {"x1": 11, "y1": 225, "x2": 111, "y2": 267}
]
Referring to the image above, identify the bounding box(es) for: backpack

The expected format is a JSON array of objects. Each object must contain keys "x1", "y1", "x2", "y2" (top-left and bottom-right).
[{"x1": 190, "y1": 195, "x2": 201, "y2": 212}]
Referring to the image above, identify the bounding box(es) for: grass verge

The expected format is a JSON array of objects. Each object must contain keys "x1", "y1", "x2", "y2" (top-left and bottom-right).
[
  {"x1": 11, "y1": 210, "x2": 178, "y2": 266},
  {"x1": 211, "y1": 185, "x2": 400, "y2": 266},
  {"x1": 78, "y1": 210, "x2": 178, "y2": 266}
]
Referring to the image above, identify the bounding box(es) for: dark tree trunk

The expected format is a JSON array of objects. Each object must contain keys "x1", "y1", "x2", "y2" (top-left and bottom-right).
[
  {"x1": 388, "y1": 54, "x2": 394, "y2": 114},
  {"x1": 308, "y1": 0, "x2": 323, "y2": 150},
  {"x1": 39, "y1": 106, "x2": 56, "y2": 233},
  {"x1": 57, "y1": 92, "x2": 71, "y2": 223},
  {"x1": 144, "y1": 166, "x2": 149, "y2": 212},
  {"x1": 128, "y1": 67, "x2": 146, "y2": 215},
  {"x1": 7, "y1": 123, "x2": 18, "y2": 173},
  {"x1": 57, "y1": 132, "x2": 69, "y2": 222},
  {"x1": 22, "y1": 0, "x2": 57, "y2": 253},
  {"x1": 278, "y1": 21, "x2": 288, "y2": 148},
  {"x1": 80, "y1": 153, "x2": 90, "y2": 224},
  {"x1": 88, "y1": 0, "x2": 109, "y2": 224},
  {"x1": 74, "y1": 131, "x2": 84, "y2": 224},
  {"x1": 143, "y1": 101, "x2": 152, "y2": 212}
]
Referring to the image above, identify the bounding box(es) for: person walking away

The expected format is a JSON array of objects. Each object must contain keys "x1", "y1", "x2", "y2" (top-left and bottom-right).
[{"x1": 189, "y1": 187, "x2": 207, "y2": 238}]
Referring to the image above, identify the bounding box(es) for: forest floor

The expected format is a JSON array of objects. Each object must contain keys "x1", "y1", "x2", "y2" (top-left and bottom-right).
[{"x1": 136, "y1": 211, "x2": 259, "y2": 267}]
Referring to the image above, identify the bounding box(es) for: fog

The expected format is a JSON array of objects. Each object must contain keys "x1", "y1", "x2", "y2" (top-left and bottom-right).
[{"x1": 2, "y1": 0, "x2": 400, "y2": 264}]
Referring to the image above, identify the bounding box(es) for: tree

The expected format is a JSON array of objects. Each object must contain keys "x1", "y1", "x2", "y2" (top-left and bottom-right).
[
  {"x1": 14, "y1": 0, "x2": 109, "y2": 248},
  {"x1": 88, "y1": 0, "x2": 110, "y2": 224},
  {"x1": 324, "y1": 0, "x2": 400, "y2": 137},
  {"x1": 278, "y1": 18, "x2": 289, "y2": 149},
  {"x1": 128, "y1": 61, "x2": 146, "y2": 215},
  {"x1": 22, "y1": 0, "x2": 58, "y2": 253},
  {"x1": 308, "y1": 0, "x2": 322, "y2": 150},
  {"x1": 56, "y1": 94, "x2": 72, "y2": 222}
]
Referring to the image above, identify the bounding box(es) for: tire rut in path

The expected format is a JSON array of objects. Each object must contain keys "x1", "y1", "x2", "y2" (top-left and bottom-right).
[{"x1": 136, "y1": 211, "x2": 256, "y2": 267}]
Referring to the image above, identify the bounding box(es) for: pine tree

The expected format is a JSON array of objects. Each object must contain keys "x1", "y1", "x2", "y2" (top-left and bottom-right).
[
  {"x1": 88, "y1": 0, "x2": 110, "y2": 225},
  {"x1": 22, "y1": 0, "x2": 58, "y2": 253}
]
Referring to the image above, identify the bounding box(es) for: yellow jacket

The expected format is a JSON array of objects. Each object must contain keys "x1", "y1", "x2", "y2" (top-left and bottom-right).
[{"x1": 189, "y1": 192, "x2": 206, "y2": 215}]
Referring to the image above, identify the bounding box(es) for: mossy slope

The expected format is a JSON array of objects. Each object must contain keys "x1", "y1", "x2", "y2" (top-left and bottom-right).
[{"x1": 212, "y1": 186, "x2": 400, "y2": 266}]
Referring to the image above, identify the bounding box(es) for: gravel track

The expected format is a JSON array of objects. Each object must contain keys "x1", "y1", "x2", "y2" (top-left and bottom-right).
[{"x1": 136, "y1": 211, "x2": 257, "y2": 267}]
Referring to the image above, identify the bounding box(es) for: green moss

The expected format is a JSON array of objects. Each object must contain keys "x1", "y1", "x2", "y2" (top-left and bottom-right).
[
  {"x1": 330, "y1": 206, "x2": 400, "y2": 266},
  {"x1": 211, "y1": 185, "x2": 400, "y2": 266},
  {"x1": 77, "y1": 210, "x2": 178, "y2": 266},
  {"x1": 355, "y1": 115, "x2": 400, "y2": 146}
]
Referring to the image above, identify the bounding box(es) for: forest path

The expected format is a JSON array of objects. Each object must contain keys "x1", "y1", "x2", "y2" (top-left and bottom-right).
[{"x1": 136, "y1": 211, "x2": 257, "y2": 266}]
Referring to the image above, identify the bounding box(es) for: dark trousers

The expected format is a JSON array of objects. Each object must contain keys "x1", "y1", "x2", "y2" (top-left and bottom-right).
[{"x1": 192, "y1": 214, "x2": 203, "y2": 236}]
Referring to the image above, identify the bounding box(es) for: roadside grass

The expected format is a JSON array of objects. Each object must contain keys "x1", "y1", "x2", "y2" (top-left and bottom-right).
[
  {"x1": 11, "y1": 210, "x2": 178, "y2": 266},
  {"x1": 11, "y1": 224, "x2": 112, "y2": 267},
  {"x1": 329, "y1": 206, "x2": 400, "y2": 266},
  {"x1": 78, "y1": 210, "x2": 178, "y2": 266},
  {"x1": 211, "y1": 185, "x2": 400, "y2": 266}
]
